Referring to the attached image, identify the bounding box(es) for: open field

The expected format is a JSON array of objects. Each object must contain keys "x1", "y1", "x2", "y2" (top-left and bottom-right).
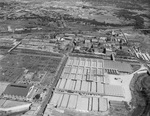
[
  {"x1": 0, "y1": 53, "x2": 62, "y2": 82},
  {"x1": 0, "y1": 54, "x2": 61, "y2": 72},
  {"x1": 0, "y1": 67, "x2": 24, "y2": 82}
]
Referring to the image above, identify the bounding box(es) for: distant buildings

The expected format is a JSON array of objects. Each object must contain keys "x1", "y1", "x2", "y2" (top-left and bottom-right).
[{"x1": 0, "y1": 37, "x2": 16, "y2": 47}]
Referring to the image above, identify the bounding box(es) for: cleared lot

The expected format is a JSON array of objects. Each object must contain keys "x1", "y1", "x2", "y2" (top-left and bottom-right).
[{"x1": 0, "y1": 54, "x2": 61, "y2": 82}]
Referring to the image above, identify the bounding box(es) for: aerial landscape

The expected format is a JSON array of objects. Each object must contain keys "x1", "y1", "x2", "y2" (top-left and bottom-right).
[{"x1": 0, "y1": 0, "x2": 150, "y2": 116}]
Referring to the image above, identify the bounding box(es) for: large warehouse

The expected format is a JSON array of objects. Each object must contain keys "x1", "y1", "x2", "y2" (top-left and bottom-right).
[
  {"x1": 49, "y1": 92, "x2": 108, "y2": 112},
  {"x1": 44, "y1": 56, "x2": 132, "y2": 115},
  {"x1": 2, "y1": 83, "x2": 33, "y2": 101}
]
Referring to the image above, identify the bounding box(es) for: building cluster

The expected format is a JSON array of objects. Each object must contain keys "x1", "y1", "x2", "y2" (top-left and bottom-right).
[
  {"x1": 0, "y1": 83, "x2": 33, "y2": 114},
  {"x1": 16, "y1": 33, "x2": 74, "y2": 53},
  {"x1": 0, "y1": 82, "x2": 47, "y2": 115},
  {"x1": 0, "y1": 28, "x2": 150, "y2": 116},
  {"x1": 71, "y1": 30, "x2": 132, "y2": 63},
  {"x1": 44, "y1": 56, "x2": 132, "y2": 115},
  {"x1": 73, "y1": 35, "x2": 109, "y2": 54}
]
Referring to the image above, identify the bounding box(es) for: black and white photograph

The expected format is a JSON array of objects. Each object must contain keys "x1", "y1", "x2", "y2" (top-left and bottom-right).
[{"x1": 0, "y1": 0, "x2": 150, "y2": 116}]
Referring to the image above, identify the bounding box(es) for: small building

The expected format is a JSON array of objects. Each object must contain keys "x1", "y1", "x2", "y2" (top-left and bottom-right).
[
  {"x1": 99, "y1": 37, "x2": 107, "y2": 43},
  {"x1": 92, "y1": 38, "x2": 98, "y2": 44},
  {"x1": 2, "y1": 84, "x2": 33, "y2": 101}
]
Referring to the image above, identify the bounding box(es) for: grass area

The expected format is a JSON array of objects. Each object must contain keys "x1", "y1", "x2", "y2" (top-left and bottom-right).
[
  {"x1": 0, "y1": 53, "x2": 62, "y2": 82},
  {"x1": 0, "y1": 67, "x2": 24, "y2": 82},
  {"x1": 0, "y1": 54, "x2": 61, "y2": 72}
]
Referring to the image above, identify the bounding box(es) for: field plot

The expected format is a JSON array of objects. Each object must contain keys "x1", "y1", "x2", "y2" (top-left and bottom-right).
[
  {"x1": 0, "y1": 54, "x2": 61, "y2": 82},
  {"x1": 19, "y1": 55, "x2": 61, "y2": 73},
  {"x1": 0, "y1": 67, "x2": 24, "y2": 82},
  {"x1": 61, "y1": 57, "x2": 104, "y2": 82}
]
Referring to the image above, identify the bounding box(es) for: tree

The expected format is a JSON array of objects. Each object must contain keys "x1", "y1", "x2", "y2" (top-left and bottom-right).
[
  {"x1": 102, "y1": 48, "x2": 106, "y2": 54},
  {"x1": 34, "y1": 94, "x2": 40, "y2": 100}
]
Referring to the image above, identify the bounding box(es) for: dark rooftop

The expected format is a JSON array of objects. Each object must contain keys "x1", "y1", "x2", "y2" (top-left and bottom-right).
[
  {"x1": 104, "y1": 60, "x2": 132, "y2": 73},
  {"x1": 2, "y1": 83, "x2": 32, "y2": 97}
]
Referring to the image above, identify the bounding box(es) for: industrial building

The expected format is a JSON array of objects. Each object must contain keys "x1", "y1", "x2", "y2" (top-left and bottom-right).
[
  {"x1": 104, "y1": 60, "x2": 132, "y2": 73},
  {"x1": 0, "y1": 99, "x2": 31, "y2": 114},
  {"x1": 61, "y1": 57, "x2": 104, "y2": 82},
  {"x1": 49, "y1": 92, "x2": 108, "y2": 112},
  {"x1": 56, "y1": 79, "x2": 124, "y2": 97},
  {"x1": 2, "y1": 83, "x2": 34, "y2": 101},
  {"x1": 45, "y1": 56, "x2": 131, "y2": 115}
]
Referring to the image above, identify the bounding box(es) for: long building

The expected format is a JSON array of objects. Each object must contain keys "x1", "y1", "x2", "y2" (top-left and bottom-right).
[
  {"x1": 47, "y1": 56, "x2": 129, "y2": 115},
  {"x1": 104, "y1": 60, "x2": 132, "y2": 73},
  {"x1": 0, "y1": 99, "x2": 31, "y2": 115},
  {"x1": 2, "y1": 84, "x2": 33, "y2": 101},
  {"x1": 61, "y1": 57, "x2": 104, "y2": 82},
  {"x1": 49, "y1": 93, "x2": 108, "y2": 112},
  {"x1": 56, "y1": 79, "x2": 124, "y2": 97}
]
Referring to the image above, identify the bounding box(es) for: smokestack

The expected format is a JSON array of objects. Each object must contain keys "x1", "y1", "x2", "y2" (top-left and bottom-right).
[{"x1": 111, "y1": 53, "x2": 115, "y2": 61}]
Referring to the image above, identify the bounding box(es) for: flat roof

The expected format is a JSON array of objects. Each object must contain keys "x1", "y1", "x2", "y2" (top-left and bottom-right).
[
  {"x1": 61, "y1": 57, "x2": 104, "y2": 82},
  {"x1": 0, "y1": 99, "x2": 30, "y2": 108},
  {"x1": 104, "y1": 84, "x2": 124, "y2": 97},
  {"x1": 2, "y1": 84, "x2": 31, "y2": 97},
  {"x1": 104, "y1": 60, "x2": 132, "y2": 73},
  {"x1": 48, "y1": 92, "x2": 109, "y2": 112}
]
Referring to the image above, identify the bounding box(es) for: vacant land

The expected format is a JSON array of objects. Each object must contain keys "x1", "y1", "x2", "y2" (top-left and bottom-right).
[{"x1": 0, "y1": 53, "x2": 62, "y2": 82}]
